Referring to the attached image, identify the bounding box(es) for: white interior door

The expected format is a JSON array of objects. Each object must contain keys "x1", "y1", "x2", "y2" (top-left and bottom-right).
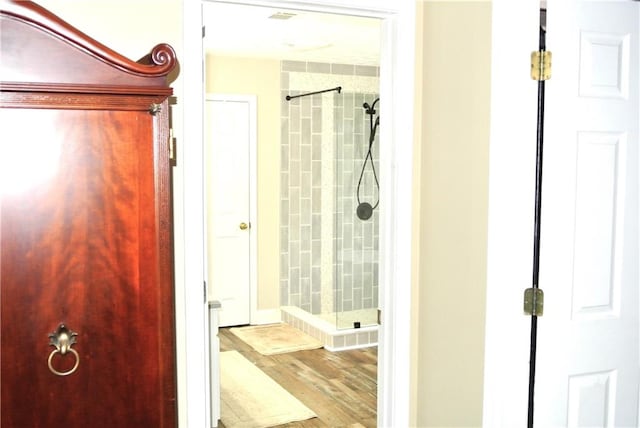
[
  {"x1": 205, "y1": 95, "x2": 256, "y2": 327},
  {"x1": 536, "y1": 1, "x2": 639, "y2": 426}
]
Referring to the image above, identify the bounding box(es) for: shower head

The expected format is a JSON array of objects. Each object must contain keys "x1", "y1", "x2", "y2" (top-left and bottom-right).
[{"x1": 357, "y1": 202, "x2": 373, "y2": 221}]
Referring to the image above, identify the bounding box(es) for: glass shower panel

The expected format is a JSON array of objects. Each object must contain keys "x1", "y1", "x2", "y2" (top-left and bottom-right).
[
  {"x1": 334, "y1": 91, "x2": 380, "y2": 330},
  {"x1": 279, "y1": 59, "x2": 380, "y2": 331}
]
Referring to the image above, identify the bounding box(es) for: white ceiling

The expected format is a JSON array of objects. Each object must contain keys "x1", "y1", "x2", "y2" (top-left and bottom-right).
[{"x1": 202, "y1": 3, "x2": 381, "y2": 66}]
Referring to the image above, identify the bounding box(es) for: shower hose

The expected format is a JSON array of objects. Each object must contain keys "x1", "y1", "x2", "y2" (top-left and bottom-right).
[{"x1": 356, "y1": 98, "x2": 380, "y2": 221}]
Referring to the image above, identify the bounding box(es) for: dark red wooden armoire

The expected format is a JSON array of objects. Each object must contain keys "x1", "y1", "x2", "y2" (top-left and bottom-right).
[{"x1": 0, "y1": 1, "x2": 178, "y2": 426}]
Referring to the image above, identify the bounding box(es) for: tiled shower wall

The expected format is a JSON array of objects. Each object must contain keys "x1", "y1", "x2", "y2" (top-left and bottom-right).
[{"x1": 280, "y1": 60, "x2": 380, "y2": 316}]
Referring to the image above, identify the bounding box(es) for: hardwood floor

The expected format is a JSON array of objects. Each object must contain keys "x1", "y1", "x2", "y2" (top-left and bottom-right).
[{"x1": 217, "y1": 326, "x2": 378, "y2": 428}]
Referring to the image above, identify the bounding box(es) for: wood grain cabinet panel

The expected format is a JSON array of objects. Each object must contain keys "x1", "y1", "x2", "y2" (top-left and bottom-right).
[{"x1": 0, "y1": 2, "x2": 178, "y2": 427}]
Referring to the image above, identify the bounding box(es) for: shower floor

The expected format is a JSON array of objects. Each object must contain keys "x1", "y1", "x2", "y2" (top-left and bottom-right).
[{"x1": 281, "y1": 306, "x2": 378, "y2": 351}]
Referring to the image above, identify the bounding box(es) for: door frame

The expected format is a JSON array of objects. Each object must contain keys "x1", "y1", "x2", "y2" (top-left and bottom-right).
[
  {"x1": 483, "y1": 0, "x2": 542, "y2": 425},
  {"x1": 204, "y1": 93, "x2": 258, "y2": 326},
  {"x1": 182, "y1": 0, "x2": 417, "y2": 427}
]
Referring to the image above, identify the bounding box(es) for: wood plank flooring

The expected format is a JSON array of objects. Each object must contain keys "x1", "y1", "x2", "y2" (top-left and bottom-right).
[{"x1": 217, "y1": 326, "x2": 378, "y2": 428}]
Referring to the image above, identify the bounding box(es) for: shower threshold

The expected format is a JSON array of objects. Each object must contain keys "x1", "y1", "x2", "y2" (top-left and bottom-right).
[{"x1": 281, "y1": 306, "x2": 378, "y2": 352}]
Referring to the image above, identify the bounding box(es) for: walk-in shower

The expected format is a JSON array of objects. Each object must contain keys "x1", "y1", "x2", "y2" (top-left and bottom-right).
[{"x1": 280, "y1": 60, "x2": 380, "y2": 350}]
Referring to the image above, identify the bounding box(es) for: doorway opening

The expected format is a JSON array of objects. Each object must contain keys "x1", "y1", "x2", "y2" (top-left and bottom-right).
[
  {"x1": 203, "y1": 2, "x2": 383, "y2": 423},
  {"x1": 185, "y1": 1, "x2": 417, "y2": 426}
]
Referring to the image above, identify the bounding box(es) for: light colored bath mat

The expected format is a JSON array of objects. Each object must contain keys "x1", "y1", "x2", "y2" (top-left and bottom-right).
[
  {"x1": 229, "y1": 322, "x2": 323, "y2": 355},
  {"x1": 220, "y1": 350, "x2": 317, "y2": 427}
]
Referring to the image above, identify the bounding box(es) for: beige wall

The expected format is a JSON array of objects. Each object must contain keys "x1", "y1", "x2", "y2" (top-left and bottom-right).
[
  {"x1": 205, "y1": 55, "x2": 281, "y2": 310},
  {"x1": 413, "y1": 1, "x2": 492, "y2": 426}
]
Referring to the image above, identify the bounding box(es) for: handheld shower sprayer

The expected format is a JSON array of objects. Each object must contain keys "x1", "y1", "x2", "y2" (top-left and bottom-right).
[{"x1": 356, "y1": 98, "x2": 380, "y2": 221}]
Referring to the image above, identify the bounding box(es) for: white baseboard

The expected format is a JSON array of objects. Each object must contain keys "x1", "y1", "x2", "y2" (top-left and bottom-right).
[{"x1": 250, "y1": 308, "x2": 281, "y2": 325}]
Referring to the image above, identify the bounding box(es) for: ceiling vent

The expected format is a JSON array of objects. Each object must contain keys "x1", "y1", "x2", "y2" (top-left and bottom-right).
[{"x1": 268, "y1": 12, "x2": 296, "y2": 20}]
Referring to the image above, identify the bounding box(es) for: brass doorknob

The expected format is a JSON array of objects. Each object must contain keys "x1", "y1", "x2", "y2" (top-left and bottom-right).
[{"x1": 239, "y1": 222, "x2": 249, "y2": 230}]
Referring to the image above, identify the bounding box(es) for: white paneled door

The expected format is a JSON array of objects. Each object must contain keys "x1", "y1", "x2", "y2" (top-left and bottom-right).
[
  {"x1": 205, "y1": 95, "x2": 256, "y2": 327},
  {"x1": 536, "y1": 1, "x2": 639, "y2": 426}
]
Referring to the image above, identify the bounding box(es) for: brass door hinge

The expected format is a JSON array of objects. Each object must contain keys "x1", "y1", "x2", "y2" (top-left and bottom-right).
[
  {"x1": 531, "y1": 51, "x2": 552, "y2": 81},
  {"x1": 524, "y1": 288, "x2": 544, "y2": 316}
]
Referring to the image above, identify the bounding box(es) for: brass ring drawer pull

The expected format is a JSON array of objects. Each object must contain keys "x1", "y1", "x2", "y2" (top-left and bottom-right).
[
  {"x1": 47, "y1": 324, "x2": 79, "y2": 376},
  {"x1": 48, "y1": 348, "x2": 79, "y2": 376}
]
